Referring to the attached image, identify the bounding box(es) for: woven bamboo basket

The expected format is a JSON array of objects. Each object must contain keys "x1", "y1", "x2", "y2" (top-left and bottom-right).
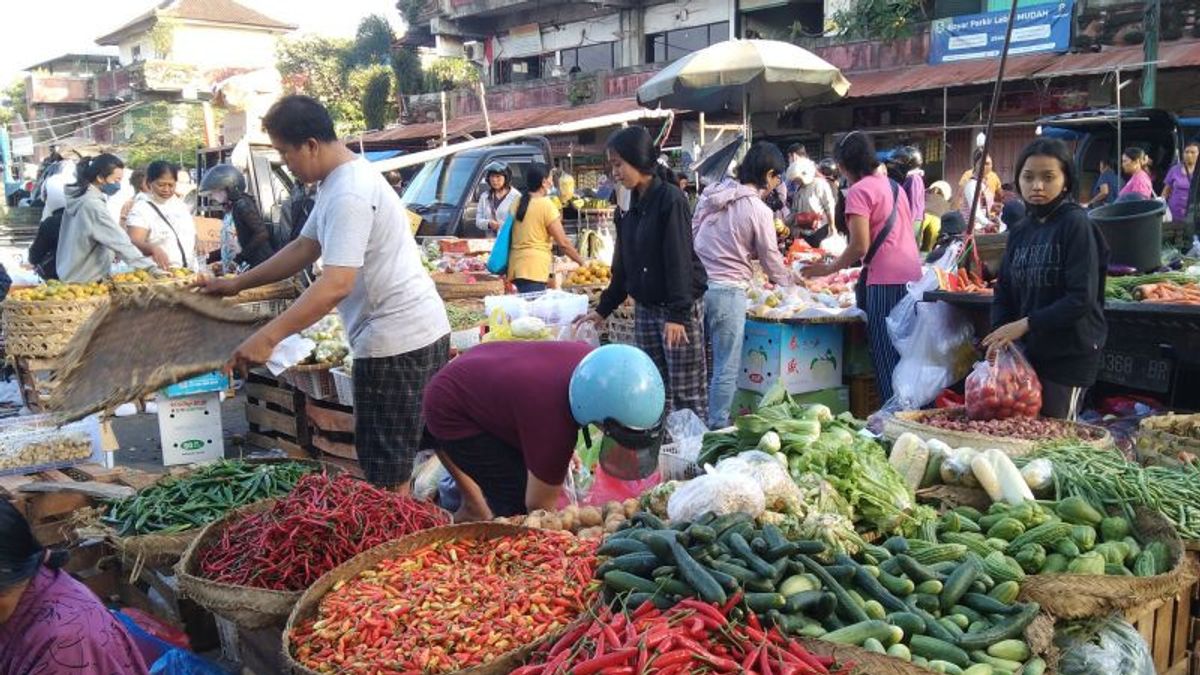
[
  {"x1": 1135, "y1": 413, "x2": 1200, "y2": 463},
  {"x1": 1018, "y1": 506, "x2": 1200, "y2": 620},
  {"x1": 561, "y1": 282, "x2": 607, "y2": 309},
  {"x1": 99, "y1": 458, "x2": 332, "y2": 576},
  {"x1": 1, "y1": 295, "x2": 110, "y2": 358},
  {"x1": 285, "y1": 363, "x2": 337, "y2": 401},
  {"x1": 884, "y1": 408, "x2": 1112, "y2": 457},
  {"x1": 176, "y1": 499, "x2": 300, "y2": 629},
  {"x1": 432, "y1": 272, "x2": 506, "y2": 300},
  {"x1": 284, "y1": 523, "x2": 577, "y2": 675},
  {"x1": 604, "y1": 300, "x2": 636, "y2": 346},
  {"x1": 109, "y1": 277, "x2": 195, "y2": 299}
]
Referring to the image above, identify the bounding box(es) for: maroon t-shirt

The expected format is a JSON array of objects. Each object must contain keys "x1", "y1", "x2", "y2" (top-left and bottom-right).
[{"x1": 423, "y1": 341, "x2": 592, "y2": 484}]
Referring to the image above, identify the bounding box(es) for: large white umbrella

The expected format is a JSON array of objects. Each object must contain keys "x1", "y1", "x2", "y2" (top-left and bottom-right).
[{"x1": 637, "y1": 39, "x2": 851, "y2": 141}]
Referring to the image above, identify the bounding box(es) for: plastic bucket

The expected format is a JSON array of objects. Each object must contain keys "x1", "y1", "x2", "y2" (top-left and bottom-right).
[{"x1": 1090, "y1": 199, "x2": 1165, "y2": 273}]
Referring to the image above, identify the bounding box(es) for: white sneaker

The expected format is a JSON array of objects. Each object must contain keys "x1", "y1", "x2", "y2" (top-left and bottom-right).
[{"x1": 114, "y1": 402, "x2": 138, "y2": 417}]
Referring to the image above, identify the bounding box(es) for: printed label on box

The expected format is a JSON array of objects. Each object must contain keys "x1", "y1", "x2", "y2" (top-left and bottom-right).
[
  {"x1": 738, "y1": 320, "x2": 844, "y2": 395},
  {"x1": 158, "y1": 392, "x2": 224, "y2": 465}
]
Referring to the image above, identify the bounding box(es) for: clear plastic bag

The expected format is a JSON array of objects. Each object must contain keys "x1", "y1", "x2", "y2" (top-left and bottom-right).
[
  {"x1": 1057, "y1": 614, "x2": 1155, "y2": 675},
  {"x1": 964, "y1": 343, "x2": 1042, "y2": 420},
  {"x1": 887, "y1": 243, "x2": 963, "y2": 357},
  {"x1": 882, "y1": 301, "x2": 976, "y2": 414},
  {"x1": 667, "y1": 470, "x2": 765, "y2": 522},
  {"x1": 715, "y1": 450, "x2": 804, "y2": 513},
  {"x1": 666, "y1": 409, "x2": 709, "y2": 462}
]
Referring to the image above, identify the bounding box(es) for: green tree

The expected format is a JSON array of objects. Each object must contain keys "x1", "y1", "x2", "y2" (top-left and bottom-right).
[
  {"x1": 391, "y1": 47, "x2": 427, "y2": 97},
  {"x1": 121, "y1": 102, "x2": 208, "y2": 169},
  {"x1": 425, "y1": 57, "x2": 480, "y2": 91},
  {"x1": 0, "y1": 80, "x2": 27, "y2": 125},
  {"x1": 276, "y1": 35, "x2": 364, "y2": 135},
  {"x1": 357, "y1": 65, "x2": 396, "y2": 131},
  {"x1": 352, "y1": 15, "x2": 397, "y2": 67},
  {"x1": 827, "y1": 0, "x2": 924, "y2": 41}
]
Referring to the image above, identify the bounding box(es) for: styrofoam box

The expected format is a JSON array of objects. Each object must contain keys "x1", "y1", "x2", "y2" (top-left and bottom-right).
[{"x1": 738, "y1": 319, "x2": 844, "y2": 395}]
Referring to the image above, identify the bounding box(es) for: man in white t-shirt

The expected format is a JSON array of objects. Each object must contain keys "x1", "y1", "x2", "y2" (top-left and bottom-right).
[{"x1": 199, "y1": 95, "x2": 450, "y2": 490}]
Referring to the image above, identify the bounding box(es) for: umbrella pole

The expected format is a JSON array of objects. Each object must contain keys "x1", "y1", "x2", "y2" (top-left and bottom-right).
[{"x1": 743, "y1": 91, "x2": 752, "y2": 144}]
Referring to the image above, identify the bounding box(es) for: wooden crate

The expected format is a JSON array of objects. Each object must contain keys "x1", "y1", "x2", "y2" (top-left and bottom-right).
[
  {"x1": 306, "y1": 396, "x2": 357, "y2": 461},
  {"x1": 243, "y1": 370, "x2": 309, "y2": 458},
  {"x1": 13, "y1": 355, "x2": 61, "y2": 412},
  {"x1": 0, "y1": 463, "x2": 157, "y2": 546},
  {"x1": 1125, "y1": 548, "x2": 1198, "y2": 675},
  {"x1": 847, "y1": 375, "x2": 881, "y2": 419}
]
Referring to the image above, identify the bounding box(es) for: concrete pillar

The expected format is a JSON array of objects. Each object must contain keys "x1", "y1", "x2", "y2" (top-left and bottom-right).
[{"x1": 620, "y1": 8, "x2": 644, "y2": 67}]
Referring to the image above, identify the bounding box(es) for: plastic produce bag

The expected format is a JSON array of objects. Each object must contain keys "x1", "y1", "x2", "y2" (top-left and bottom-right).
[
  {"x1": 114, "y1": 611, "x2": 225, "y2": 675},
  {"x1": 1056, "y1": 614, "x2": 1155, "y2": 675},
  {"x1": 715, "y1": 450, "x2": 803, "y2": 513},
  {"x1": 667, "y1": 471, "x2": 765, "y2": 522},
  {"x1": 1021, "y1": 458, "x2": 1054, "y2": 492},
  {"x1": 666, "y1": 409, "x2": 708, "y2": 462},
  {"x1": 882, "y1": 301, "x2": 976, "y2": 414},
  {"x1": 888, "y1": 243, "x2": 963, "y2": 356},
  {"x1": 964, "y1": 343, "x2": 1042, "y2": 420},
  {"x1": 582, "y1": 462, "x2": 660, "y2": 507}
]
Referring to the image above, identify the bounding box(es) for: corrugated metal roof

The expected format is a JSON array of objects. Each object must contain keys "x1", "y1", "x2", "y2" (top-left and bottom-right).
[
  {"x1": 845, "y1": 41, "x2": 1200, "y2": 100},
  {"x1": 360, "y1": 98, "x2": 648, "y2": 144}
]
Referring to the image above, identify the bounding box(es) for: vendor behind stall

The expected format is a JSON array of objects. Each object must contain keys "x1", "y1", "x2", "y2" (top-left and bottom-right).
[
  {"x1": 0, "y1": 501, "x2": 148, "y2": 674},
  {"x1": 423, "y1": 342, "x2": 666, "y2": 520},
  {"x1": 984, "y1": 138, "x2": 1109, "y2": 420},
  {"x1": 202, "y1": 95, "x2": 450, "y2": 491},
  {"x1": 475, "y1": 161, "x2": 519, "y2": 237}
]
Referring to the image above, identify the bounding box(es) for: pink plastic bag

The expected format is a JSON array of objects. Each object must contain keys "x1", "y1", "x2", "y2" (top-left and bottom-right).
[
  {"x1": 965, "y1": 344, "x2": 1042, "y2": 420},
  {"x1": 580, "y1": 463, "x2": 660, "y2": 507}
]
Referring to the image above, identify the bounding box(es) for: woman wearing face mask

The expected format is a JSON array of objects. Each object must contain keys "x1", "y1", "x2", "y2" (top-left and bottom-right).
[
  {"x1": 476, "y1": 162, "x2": 519, "y2": 237},
  {"x1": 692, "y1": 142, "x2": 790, "y2": 428},
  {"x1": 55, "y1": 153, "x2": 158, "y2": 283},
  {"x1": 507, "y1": 163, "x2": 586, "y2": 293},
  {"x1": 800, "y1": 132, "x2": 921, "y2": 404},
  {"x1": 1162, "y1": 141, "x2": 1198, "y2": 221},
  {"x1": 125, "y1": 160, "x2": 197, "y2": 270},
  {"x1": 1118, "y1": 147, "x2": 1154, "y2": 200},
  {"x1": 0, "y1": 500, "x2": 148, "y2": 674},
  {"x1": 577, "y1": 126, "x2": 709, "y2": 420},
  {"x1": 199, "y1": 163, "x2": 275, "y2": 273},
  {"x1": 984, "y1": 138, "x2": 1108, "y2": 420}
]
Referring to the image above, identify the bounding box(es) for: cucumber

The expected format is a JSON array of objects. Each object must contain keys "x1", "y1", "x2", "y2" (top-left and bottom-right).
[
  {"x1": 768, "y1": 610, "x2": 825, "y2": 636},
  {"x1": 910, "y1": 635, "x2": 972, "y2": 668},
  {"x1": 912, "y1": 593, "x2": 941, "y2": 613},
  {"x1": 822, "y1": 619, "x2": 896, "y2": 646},
  {"x1": 744, "y1": 592, "x2": 787, "y2": 612},
  {"x1": 728, "y1": 532, "x2": 775, "y2": 579},
  {"x1": 986, "y1": 639, "x2": 1030, "y2": 662},
  {"x1": 878, "y1": 570, "x2": 916, "y2": 596},
  {"x1": 897, "y1": 555, "x2": 943, "y2": 584},
  {"x1": 910, "y1": 605, "x2": 959, "y2": 643},
  {"x1": 761, "y1": 524, "x2": 788, "y2": 549},
  {"x1": 596, "y1": 552, "x2": 660, "y2": 577},
  {"x1": 969, "y1": 651, "x2": 1025, "y2": 673},
  {"x1": 951, "y1": 604, "x2": 985, "y2": 624},
  {"x1": 945, "y1": 613, "x2": 971, "y2": 630},
  {"x1": 652, "y1": 577, "x2": 695, "y2": 597},
  {"x1": 705, "y1": 566, "x2": 739, "y2": 593},
  {"x1": 1021, "y1": 657, "x2": 1047, "y2": 675},
  {"x1": 928, "y1": 661, "x2": 965, "y2": 674},
  {"x1": 686, "y1": 523, "x2": 716, "y2": 544},
  {"x1": 632, "y1": 512, "x2": 666, "y2": 530},
  {"x1": 887, "y1": 643, "x2": 912, "y2": 661},
  {"x1": 863, "y1": 638, "x2": 887, "y2": 654},
  {"x1": 844, "y1": 555, "x2": 909, "y2": 613},
  {"x1": 967, "y1": 620, "x2": 991, "y2": 635},
  {"x1": 937, "y1": 616, "x2": 965, "y2": 639},
  {"x1": 668, "y1": 540, "x2": 726, "y2": 604},
  {"x1": 603, "y1": 570, "x2": 660, "y2": 593},
  {"x1": 988, "y1": 581, "x2": 1020, "y2": 605},
  {"x1": 940, "y1": 557, "x2": 981, "y2": 612},
  {"x1": 596, "y1": 538, "x2": 650, "y2": 556},
  {"x1": 863, "y1": 600, "x2": 887, "y2": 620},
  {"x1": 779, "y1": 574, "x2": 819, "y2": 596},
  {"x1": 917, "y1": 579, "x2": 945, "y2": 595},
  {"x1": 962, "y1": 592, "x2": 1021, "y2": 616},
  {"x1": 709, "y1": 560, "x2": 758, "y2": 584},
  {"x1": 797, "y1": 554, "x2": 870, "y2": 624},
  {"x1": 956, "y1": 602, "x2": 1041, "y2": 652},
  {"x1": 962, "y1": 665, "x2": 994, "y2": 675},
  {"x1": 887, "y1": 611, "x2": 926, "y2": 636},
  {"x1": 783, "y1": 590, "x2": 836, "y2": 618},
  {"x1": 745, "y1": 577, "x2": 776, "y2": 593},
  {"x1": 764, "y1": 542, "x2": 802, "y2": 561},
  {"x1": 883, "y1": 536, "x2": 911, "y2": 556},
  {"x1": 625, "y1": 591, "x2": 674, "y2": 610},
  {"x1": 642, "y1": 530, "x2": 682, "y2": 562}
]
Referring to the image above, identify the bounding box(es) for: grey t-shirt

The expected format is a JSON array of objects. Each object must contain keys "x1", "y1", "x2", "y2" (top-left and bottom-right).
[{"x1": 302, "y1": 159, "x2": 449, "y2": 358}]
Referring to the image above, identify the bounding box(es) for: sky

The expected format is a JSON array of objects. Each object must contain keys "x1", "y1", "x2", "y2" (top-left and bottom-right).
[{"x1": 2, "y1": 0, "x2": 403, "y2": 86}]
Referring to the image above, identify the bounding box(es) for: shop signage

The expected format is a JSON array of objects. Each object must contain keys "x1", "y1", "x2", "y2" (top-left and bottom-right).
[{"x1": 929, "y1": 0, "x2": 1073, "y2": 64}]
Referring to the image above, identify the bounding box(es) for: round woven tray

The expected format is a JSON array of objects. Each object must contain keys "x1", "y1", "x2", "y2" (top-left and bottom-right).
[
  {"x1": 284, "y1": 523, "x2": 573, "y2": 675},
  {"x1": 0, "y1": 294, "x2": 110, "y2": 358},
  {"x1": 432, "y1": 272, "x2": 506, "y2": 300},
  {"x1": 176, "y1": 499, "x2": 300, "y2": 629},
  {"x1": 1018, "y1": 506, "x2": 1200, "y2": 620},
  {"x1": 884, "y1": 407, "x2": 1113, "y2": 457}
]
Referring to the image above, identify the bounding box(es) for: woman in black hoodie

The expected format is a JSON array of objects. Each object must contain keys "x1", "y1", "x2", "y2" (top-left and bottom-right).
[
  {"x1": 984, "y1": 138, "x2": 1109, "y2": 419},
  {"x1": 579, "y1": 127, "x2": 708, "y2": 420}
]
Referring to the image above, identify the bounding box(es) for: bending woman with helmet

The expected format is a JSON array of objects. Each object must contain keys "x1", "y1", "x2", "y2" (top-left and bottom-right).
[
  {"x1": 886, "y1": 146, "x2": 925, "y2": 237},
  {"x1": 199, "y1": 164, "x2": 276, "y2": 272},
  {"x1": 475, "y1": 161, "x2": 520, "y2": 236},
  {"x1": 423, "y1": 342, "x2": 665, "y2": 520}
]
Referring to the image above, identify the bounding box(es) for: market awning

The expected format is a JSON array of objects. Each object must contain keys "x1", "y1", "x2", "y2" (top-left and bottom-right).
[
  {"x1": 845, "y1": 42, "x2": 1200, "y2": 100},
  {"x1": 359, "y1": 98, "x2": 649, "y2": 147}
]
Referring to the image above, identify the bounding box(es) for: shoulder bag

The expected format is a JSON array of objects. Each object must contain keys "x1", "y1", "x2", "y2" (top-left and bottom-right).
[
  {"x1": 854, "y1": 180, "x2": 901, "y2": 311},
  {"x1": 145, "y1": 201, "x2": 191, "y2": 267}
]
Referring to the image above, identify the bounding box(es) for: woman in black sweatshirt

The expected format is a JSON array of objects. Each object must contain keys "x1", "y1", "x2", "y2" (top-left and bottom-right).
[
  {"x1": 984, "y1": 138, "x2": 1109, "y2": 419},
  {"x1": 581, "y1": 126, "x2": 709, "y2": 420}
]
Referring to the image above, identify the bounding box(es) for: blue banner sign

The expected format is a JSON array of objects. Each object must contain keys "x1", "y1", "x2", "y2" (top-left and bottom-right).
[{"x1": 930, "y1": 0, "x2": 1073, "y2": 64}]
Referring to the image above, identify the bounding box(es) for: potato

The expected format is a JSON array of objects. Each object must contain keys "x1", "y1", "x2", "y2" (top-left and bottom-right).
[
  {"x1": 524, "y1": 516, "x2": 543, "y2": 529},
  {"x1": 559, "y1": 512, "x2": 577, "y2": 532},
  {"x1": 623, "y1": 498, "x2": 639, "y2": 519},
  {"x1": 603, "y1": 501, "x2": 622, "y2": 520},
  {"x1": 540, "y1": 514, "x2": 562, "y2": 531},
  {"x1": 604, "y1": 517, "x2": 625, "y2": 534},
  {"x1": 530, "y1": 509, "x2": 551, "y2": 520},
  {"x1": 577, "y1": 526, "x2": 604, "y2": 540},
  {"x1": 578, "y1": 506, "x2": 603, "y2": 528}
]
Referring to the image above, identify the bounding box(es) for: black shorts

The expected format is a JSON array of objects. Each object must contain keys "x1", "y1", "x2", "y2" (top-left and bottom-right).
[{"x1": 434, "y1": 433, "x2": 528, "y2": 517}]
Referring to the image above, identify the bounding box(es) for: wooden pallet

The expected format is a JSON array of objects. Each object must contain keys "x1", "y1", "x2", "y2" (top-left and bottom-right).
[
  {"x1": 13, "y1": 354, "x2": 61, "y2": 412},
  {"x1": 306, "y1": 396, "x2": 356, "y2": 461},
  {"x1": 1125, "y1": 548, "x2": 1198, "y2": 675},
  {"x1": 243, "y1": 370, "x2": 309, "y2": 458}
]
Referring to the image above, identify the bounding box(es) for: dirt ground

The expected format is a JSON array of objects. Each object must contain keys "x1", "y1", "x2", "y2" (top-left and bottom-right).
[{"x1": 110, "y1": 395, "x2": 257, "y2": 473}]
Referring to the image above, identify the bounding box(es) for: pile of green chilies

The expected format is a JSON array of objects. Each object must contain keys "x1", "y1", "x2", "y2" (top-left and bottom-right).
[
  {"x1": 102, "y1": 459, "x2": 316, "y2": 536},
  {"x1": 1018, "y1": 442, "x2": 1200, "y2": 540}
]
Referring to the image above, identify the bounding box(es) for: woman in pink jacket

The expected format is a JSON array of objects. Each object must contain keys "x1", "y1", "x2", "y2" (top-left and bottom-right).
[{"x1": 692, "y1": 142, "x2": 791, "y2": 428}]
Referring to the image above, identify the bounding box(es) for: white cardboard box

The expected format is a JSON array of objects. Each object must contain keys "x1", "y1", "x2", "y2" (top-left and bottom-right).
[{"x1": 158, "y1": 392, "x2": 224, "y2": 466}]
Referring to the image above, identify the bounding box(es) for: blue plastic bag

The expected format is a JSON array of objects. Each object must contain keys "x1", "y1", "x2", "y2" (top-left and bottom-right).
[
  {"x1": 113, "y1": 611, "x2": 226, "y2": 675},
  {"x1": 486, "y1": 214, "x2": 514, "y2": 275}
]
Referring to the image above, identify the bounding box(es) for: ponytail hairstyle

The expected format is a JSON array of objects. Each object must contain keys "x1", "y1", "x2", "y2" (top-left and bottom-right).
[
  {"x1": 516, "y1": 163, "x2": 550, "y2": 222},
  {"x1": 0, "y1": 500, "x2": 67, "y2": 591},
  {"x1": 70, "y1": 153, "x2": 124, "y2": 198},
  {"x1": 606, "y1": 126, "x2": 674, "y2": 184},
  {"x1": 833, "y1": 131, "x2": 879, "y2": 182},
  {"x1": 145, "y1": 160, "x2": 179, "y2": 184}
]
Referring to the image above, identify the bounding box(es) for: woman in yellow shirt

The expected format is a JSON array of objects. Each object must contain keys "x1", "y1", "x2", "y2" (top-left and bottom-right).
[{"x1": 508, "y1": 164, "x2": 585, "y2": 293}]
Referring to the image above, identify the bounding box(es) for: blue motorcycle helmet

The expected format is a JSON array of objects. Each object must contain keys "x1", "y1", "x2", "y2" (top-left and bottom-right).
[{"x1": 569, "y1": 345, "x2": 666, "y2": 480}]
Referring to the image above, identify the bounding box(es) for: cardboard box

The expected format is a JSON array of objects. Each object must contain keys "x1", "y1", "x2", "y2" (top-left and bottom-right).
[
  {"x1": 158, "y1": 393, "x2": 224, "y2": 466},
  {"x1": 162, "y1": 371, "x2": 229, "y2": 399},
  {"x1": 730, "y1": 386, "x2": 849, "y2": 419},
  {"x1": 738, "y1": 320, "x2": 844, "y2": 394}
]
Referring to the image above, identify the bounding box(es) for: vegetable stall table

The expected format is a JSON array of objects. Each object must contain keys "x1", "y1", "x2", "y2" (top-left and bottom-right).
[{"x1": 924, "y1": 290, "x2": 1200, "y2": 408}]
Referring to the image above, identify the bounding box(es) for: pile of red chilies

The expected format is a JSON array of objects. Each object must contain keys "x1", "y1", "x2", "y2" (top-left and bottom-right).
[
  {"x1": 514, "y1": 594, "x2": 854, "y2": 675},
  {"x1": 195, "y1": 473, "x2": 449, "y2": 590}
]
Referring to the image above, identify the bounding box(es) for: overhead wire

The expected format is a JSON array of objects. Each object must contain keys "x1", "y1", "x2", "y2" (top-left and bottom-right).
[{"x1": 12, "y1": 101, "x2": 142, "y2": 134}]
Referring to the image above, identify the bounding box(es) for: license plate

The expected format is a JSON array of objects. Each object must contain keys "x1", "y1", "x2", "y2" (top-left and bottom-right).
[{"x1": 1097, "y1": 350, "x2": 1172, "y2": 393}]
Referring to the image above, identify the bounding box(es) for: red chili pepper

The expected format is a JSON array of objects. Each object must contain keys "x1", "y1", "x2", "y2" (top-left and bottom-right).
[{"x1": 570, "y1": 647, "x2": 637, "y2": 675}]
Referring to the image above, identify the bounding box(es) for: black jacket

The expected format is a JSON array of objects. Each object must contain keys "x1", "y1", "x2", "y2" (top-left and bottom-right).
[
  {"x1": 596, "y1": 178, "x2": 707, "y2": 324},
  {"x1": 28, "y1": 208, "x2": 64, "y2": 280},
  {"x1": 991, "y1": 202, "x2": 1109, "y2": 387},
  {"x1": 230, "y1": 194, "x2": 276, "y2": 267}
]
